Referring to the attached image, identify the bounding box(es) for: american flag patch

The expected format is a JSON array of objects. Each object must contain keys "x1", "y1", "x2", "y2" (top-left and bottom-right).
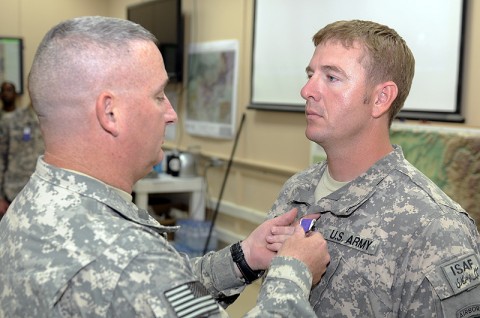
[{"x1": 165, "y1": 281, "x2": 219, "y2": 318}]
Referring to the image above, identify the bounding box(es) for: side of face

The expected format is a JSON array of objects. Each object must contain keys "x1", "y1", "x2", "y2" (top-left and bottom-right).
[
  {"x1": 114, "y1": 41, "x2": 178, "y2": 178},
  {"x1": 300, "y1": 41, "x2": 376, "y2": 149}
]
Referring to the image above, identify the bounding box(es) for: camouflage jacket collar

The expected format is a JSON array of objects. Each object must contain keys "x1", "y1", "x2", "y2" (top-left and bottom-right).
[
  {"x1": 291, "y1": 145, "x2": 405, "y2": 217},
  {"x1": 35, "y1": 157, "x2": 178, "y2": 234}
]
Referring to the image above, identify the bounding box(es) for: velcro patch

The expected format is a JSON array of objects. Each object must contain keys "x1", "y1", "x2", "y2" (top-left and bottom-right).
[
  {"x1": 457, "y1": 303, "x2": 480, "y2": 318},
  {"x1": 323, "y1": 226, "x2": 379, "y2": 255},
  {"x1": 442, "y1": 254, "x2": 480, "y2": 295},
  {"x1": 165, "y1": 281, "x2": 219, "y2": 318}
]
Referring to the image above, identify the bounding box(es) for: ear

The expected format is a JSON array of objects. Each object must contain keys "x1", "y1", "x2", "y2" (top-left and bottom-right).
[
  {"x1": 96, "y1": 92, "x2": 120, "y2": 137},
  {"x1": 371, "y1": 81, "x2": 398, "y2": 119}
]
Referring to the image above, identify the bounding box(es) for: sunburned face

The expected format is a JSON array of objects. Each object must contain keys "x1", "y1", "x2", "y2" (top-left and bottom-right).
[{"x1": 300, "y1": 41, "x2": 375, "y2": 151}]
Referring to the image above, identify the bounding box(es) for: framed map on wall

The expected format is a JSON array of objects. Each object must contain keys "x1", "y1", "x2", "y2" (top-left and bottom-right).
[{"x1": 185, "y1": 40, "x2": 238, "y2": 139}]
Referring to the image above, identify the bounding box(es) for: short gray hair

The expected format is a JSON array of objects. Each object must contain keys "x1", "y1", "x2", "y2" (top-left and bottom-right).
[{"x1": 28, "y1": 16, "x2": 157, "y2": 115}]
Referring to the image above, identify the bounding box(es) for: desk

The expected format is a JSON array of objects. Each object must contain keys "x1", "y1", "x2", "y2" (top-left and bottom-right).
[{"x1": 133, "y1": 175, "x2": 205, "y2": 220}]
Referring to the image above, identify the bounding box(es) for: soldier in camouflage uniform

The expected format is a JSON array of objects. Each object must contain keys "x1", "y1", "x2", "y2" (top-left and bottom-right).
[
  {"x1": 0, "y1": 16, "x2": 330, "y2": 317},
  {"x1": 0, "y1": 82, "x2": 44, "y2": 217},
  {"x1": 268, "y1": 20, "x2": 480, "y2": 317},
  {"x1": 0, "y1": 81, "x2": 16, "y2": 114}
]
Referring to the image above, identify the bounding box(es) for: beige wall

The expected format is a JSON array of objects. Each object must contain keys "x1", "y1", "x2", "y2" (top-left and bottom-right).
[
  {"x1": 463, "y1": 0, "x2": 480, "y2": 126},
  {"x1": 1, "y1": 0, "x2": 479, "y2": 227},
  {"x1": 1, "y1": 0, "x2": 109, "y2": 101},
  {"x1": 170, "y1": 0, "x2": 480, "y2": 222}
]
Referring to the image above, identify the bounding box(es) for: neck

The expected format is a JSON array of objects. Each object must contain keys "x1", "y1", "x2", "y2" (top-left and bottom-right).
[
  {"x1": 324, "y1": 131, "x2": 393, "y2": 182},
  {"x1": 2, "y1": 102, "x2": 16, "y2": 112},
  {"x1": 43, "y1": 150, "x2": 135, "y2": 194}
]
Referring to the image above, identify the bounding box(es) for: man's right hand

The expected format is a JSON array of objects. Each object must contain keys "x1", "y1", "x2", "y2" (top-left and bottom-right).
[{"x1": 278, "y1": 223, "x2": 330, "y2": 285}]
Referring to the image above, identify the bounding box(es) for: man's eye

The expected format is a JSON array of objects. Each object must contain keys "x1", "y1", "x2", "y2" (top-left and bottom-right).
[{"x1": 327, "y1": 75, "x2": 338, "y2": 82}]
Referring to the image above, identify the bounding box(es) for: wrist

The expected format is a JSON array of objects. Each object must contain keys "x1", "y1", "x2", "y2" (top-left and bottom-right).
[{"x1": 230, "y1": 241, "x2": 265, "y2": 284}]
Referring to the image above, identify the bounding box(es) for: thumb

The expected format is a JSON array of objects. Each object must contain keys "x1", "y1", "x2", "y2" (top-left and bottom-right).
[
  {"x1": 292, "y1": 222, "x2": 306, "y2": 238},
  {"x1": 271, "y1": 208, "x2": 298, "y2": 226}
]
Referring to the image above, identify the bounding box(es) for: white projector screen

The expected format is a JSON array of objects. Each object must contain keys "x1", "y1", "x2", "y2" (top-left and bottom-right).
[{"x1": 250, "y1": 0, "x2": 466, "y2": 122}]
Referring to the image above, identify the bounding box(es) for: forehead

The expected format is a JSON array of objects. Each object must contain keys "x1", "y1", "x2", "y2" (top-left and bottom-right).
[
  {"x1": 310, "y1": 40, "x2": 367, "y2": 72},
  {"x1": 315, "y1": 40, "x2": 364, "y2": 60},
  {"x1": 129, "y1": 41, "x2": 168, "y2": 87},
  {"x1": 1, "y1": 83, "x2": 15, "y2": 91}
]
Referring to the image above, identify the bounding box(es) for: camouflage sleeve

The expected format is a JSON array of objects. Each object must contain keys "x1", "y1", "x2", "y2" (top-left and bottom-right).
[
  {"x1": 190, "y1": 245, "x2": 247, "y2": 298},
  {"x1": 59, "y1": 244, "x2": 232, "y2": 317},
  {"x1": 402, "y1": 215, "x2": 480, "y2": 317},
  {"x1": 111, "y1": 250, "x2": 232, "y2": 317},
  {"x1": 404, "y1": 276, "x2": 480, "y2": 317},
  {"x1": 191, "y1": 247, "x2": 318, "y2": 317},
  {"x1": 243, "y1": 256, "x2": 317, "y2": 317},
  {"x1": 108, "y1": 248, "x2": 315, "y2": 317}
]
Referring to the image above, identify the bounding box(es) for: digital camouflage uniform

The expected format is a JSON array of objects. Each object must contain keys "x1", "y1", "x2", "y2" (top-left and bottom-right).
[
  {"x1": 0, "y1": 105, "x2": 44, "y2": 202},
  {"x1": 0, "y1": 157, "x2": 318, "y2": 317},
  {"x1": 269, "y1": 145, "x2": 480, "y2": 317}
]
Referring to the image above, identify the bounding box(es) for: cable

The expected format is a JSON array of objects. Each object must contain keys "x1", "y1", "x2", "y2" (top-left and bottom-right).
[{"x1": 203, "y1": 112, "x2": 246, "y2": 255}]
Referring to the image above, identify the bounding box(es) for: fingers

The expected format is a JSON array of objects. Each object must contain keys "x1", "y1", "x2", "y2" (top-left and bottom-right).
[
  {"x1": 266, "y1": 220, "x2": 296, "y2": 251},
  {"x1": 279, "y1": 223, "x2": 306, "y2": 243},
  {"x1": 270, "y1": 208, "x2": 298, "y2": 226},
  {"x1": 277, "y1": 225, "x2": 330, "y2": 286},
  {"x1": 267, "y1": 216, "x2": 314, "y2": 250},
  {"x1": 265, "y1": 242, "x2": 282, "y2": 252},
  {"x1": 266, "y1": 233, "x2": 293, "y2": 243},
  {"x1": 270, "y1": 225, "x2": 295, "y2": 236},
  {"x1": 265, "y1": 233, "x2": 293, "y2": 252},
  {"x1": 292, "y1": 223, "x2": 307, "y2": 237}
]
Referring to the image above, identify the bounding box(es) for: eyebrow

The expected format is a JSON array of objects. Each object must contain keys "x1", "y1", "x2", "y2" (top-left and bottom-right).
[
  {"x1": 155, "y1": 78, "x2": 170, "y2": 95},
  {"x1": 162, "y1": 78, "x2": 170, "y2": 90},
  {"x1": 306, "y1": 65, "x2": 349, "y2": 80}
]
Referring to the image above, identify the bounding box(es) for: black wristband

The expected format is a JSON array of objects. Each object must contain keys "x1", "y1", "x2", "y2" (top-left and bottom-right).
[{"x1": 230, "y1": 241, "x2": 265, "y2": 284}]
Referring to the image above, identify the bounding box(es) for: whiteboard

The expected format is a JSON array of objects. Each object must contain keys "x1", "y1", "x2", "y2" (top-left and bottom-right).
[{"x1": 250, "y1": 0, "x2": 466, "y2": 122}]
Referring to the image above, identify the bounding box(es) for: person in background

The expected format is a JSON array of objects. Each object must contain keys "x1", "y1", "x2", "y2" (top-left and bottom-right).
[
  {"x1": 0, "y1": 81, "x2": 17, "y2": 114},
  {"x1": 0, "y1": 16, "x2": 330, "y2": 317},
  {"x1": 0, "y1": 82, "x2": 44, "y2": 217},
  {"x1": 268, "y1": 20, "x2": 480, "y2": 317}
]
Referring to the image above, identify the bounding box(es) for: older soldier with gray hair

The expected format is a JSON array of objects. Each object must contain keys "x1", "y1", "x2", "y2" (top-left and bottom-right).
[
  {"x1": 268, "y1": 20, "x2": 480, "y2": 317},
  {"x1": 0, "y1": 16, "x2": 330, "y2": 317}
]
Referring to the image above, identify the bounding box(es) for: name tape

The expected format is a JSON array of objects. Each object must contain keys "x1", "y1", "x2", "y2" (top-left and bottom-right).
[{"x1": 323, "y1": 226, "x2": 379, "y2": 255}]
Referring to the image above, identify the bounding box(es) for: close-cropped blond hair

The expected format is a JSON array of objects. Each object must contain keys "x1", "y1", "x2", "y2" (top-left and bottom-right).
[{"x1": 313, "y1": 20, "x2": 415, "y2": 126}]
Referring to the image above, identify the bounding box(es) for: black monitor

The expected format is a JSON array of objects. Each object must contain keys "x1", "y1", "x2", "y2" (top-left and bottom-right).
[{"x1": 127, "y1": 0, "x2": 183, "y2": 82}]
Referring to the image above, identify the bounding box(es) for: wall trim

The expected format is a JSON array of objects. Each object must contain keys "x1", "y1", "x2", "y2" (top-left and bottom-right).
[
  {"x1": 209, "y1": 198, "x2": 266, "y2": 244},
  {"x1": 210, "y1": 198, "x2": 266, "y2": 224}
]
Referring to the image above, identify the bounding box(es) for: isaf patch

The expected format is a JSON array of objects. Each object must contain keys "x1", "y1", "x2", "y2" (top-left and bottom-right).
[
  {"x1": 442, "y1": 254, "x2": 480, "y2": 295},
  {"x1": 165, "y1": 281, "x2": 219, "y2": 318}
]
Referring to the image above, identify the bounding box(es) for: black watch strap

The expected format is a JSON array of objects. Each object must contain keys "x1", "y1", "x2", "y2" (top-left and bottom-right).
[{"x1": 230, "y1": 241, "x2": 265, "y2": 284}]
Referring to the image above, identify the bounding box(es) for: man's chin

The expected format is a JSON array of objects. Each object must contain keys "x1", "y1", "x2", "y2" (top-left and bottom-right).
[
  {"x1": 305, "y1": 128, "x2": 317, "y2": 141},
  {"x1": 305, "y1": 129, "x2": 326, "y2": 144}
]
